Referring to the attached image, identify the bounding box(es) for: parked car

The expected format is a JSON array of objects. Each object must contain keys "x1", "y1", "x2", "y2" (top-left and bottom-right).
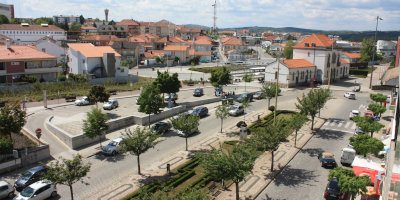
[
  {"x1": 324, "y1": 177, "x2": 343, "y2": 200},
  {"x1": 151, "y1": 122, "x2": 171, "y2": 134},
  {"x1": 191, "y1": 106, "x2": 208, "y2": 118},
  {"x1": 344, "y1": 92, "x2": 356, "y2": 100},
  {"x1": 14, "y1": 181, "x2": 57, "y2": 200},
  {"x1": 103, "y1": 99, "x2": 119, "y2": 110},
  {"x1": 236, "y1": 93, "x2": 253, "y2": 103},
  {"x1": 355, "y1": 127, "x2": 364, "y2": 134},
  {"x1": 318, "y1": 152, "x2": 337, "y2": 168},
  {"x1": 0, "y1": 180, "x2": 14, "y2": 199},
  {"x1": 349, "y1": 110, "x2": 360, "y2": 120},
  {"x1": 14, "y1": 166, "x2": 47, "y2": 192},
  {"x1": 229, "y1": 105, "x2": 245, "y2": 116},
  {"x1": 340, "y1": 147, "x2": 356, "y2": 166},
  {"x1": 164, "y1": 93, "x2": 178, "y2": 102},
  {"x1": 253, "y1": 91, "x2": 265, "y2": 100},
  {"x1": 176, "y1": 127, "x2": 199, "y2": 137},
  {"x1": 74, "y1": 96, "x2": 92, "y2": 106},
  {"x1": 193, "y1": 88, "x2": 204, "y2": 97},
  {"x1": 102, "y1": 137, "x2": 124, "y2": 156}
]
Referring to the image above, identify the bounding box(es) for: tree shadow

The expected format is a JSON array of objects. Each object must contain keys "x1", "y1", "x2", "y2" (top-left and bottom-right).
[
  {"x1": 300, "y1": 147, "x2": 324, "y2": 158},
  {"x1": 161, "y1": 130, "x2": 181, "y2": 138},
  {"x1": 137, "y1": 173, "x2": 173, "y2": 186},
  {"x1": 105, "y1": 112, "x2": 121, "y2": 119},
  {"x1": 315, "y1": 129, "x2": 348, "y2": 141},
  {"x1": 92, "y1": 152, "x2": 127, "y2": 162},
  {"x1": 257, "y1": 193, "x2": 288, "y2": 200},
  {"x1": 382, "y1": 116, "x2": 393, "y2": 122},
  {"x1": 268, "y1": 165, "x2": 318, "y2": 187}
]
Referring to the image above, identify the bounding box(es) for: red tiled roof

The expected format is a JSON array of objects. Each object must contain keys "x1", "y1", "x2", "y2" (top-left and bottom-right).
[
  {"x1": 80, "y1": 26, "x2": 97, "y2": 30},
  {"x1": 343, "y1": 52, "x2": 361, "y2": 59},
  {"x1": 294, "y1": 34, "x2": 333, "y2": 49},
  {"x1": 0, "y1": 24, "x2": 65, "y2": 32},
  {"x1": 384, "y1": 67, "x2": 399, "y2": 82},
  {"x1": 144, "y1": 50, "x2": 165, "y2": 58},
  {"x1": 116, "y1": 19, "x2": 140, "y2": 26},
  {"x1": 222, "y1": 37, "x2": 244, "y2": 46},
  {"x1": 67, "y1": 43, "x2": 121, "y2": 58},
  {"x1": 283, "y1": 59, "x2": 315, "y2": 69},
  {"x1": 82, "y1": 35, "x2": 118, "y2": 41},
  {"x1": 340, "y1": 59, "x2": 350, "y2": 64},
  {"x1": 179, "y1": 26, "x2": 202, "y2": 33},
  {"x1": 194, "y1": 36, "x2": 212, "y2": 45},
  {"x1": 264, "y1": 35, "x2": 277, "y2": 41},
  {"x1": 0, "y1": 45, "x2": 57, "y2": 61},
  {"x1": 156, "y1": 36, "x2": 187, "y2": 44},
  {"x1": 129, "y1": 34, "x2": 159, "y2": 43},
  {"x1": 164, "y1": 45, "x2": 189, "y2": 51}
]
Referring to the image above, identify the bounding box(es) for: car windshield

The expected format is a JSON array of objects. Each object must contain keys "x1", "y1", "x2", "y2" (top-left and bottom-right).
[
  {"x1": 20, "y1": 171, "x2": 33, "y2": 180},
  {"x1": 108, "y1": 141, "x2": 118, "y2": 146},
  {"x1": 20, "y1": 186, "x2": 34, "y2": 197}
]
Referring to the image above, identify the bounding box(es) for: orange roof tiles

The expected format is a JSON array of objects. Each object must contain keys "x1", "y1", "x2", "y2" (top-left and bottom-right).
[
  {"x1": 81, "y1": 26, "x2": 97, "y2": 30},
  {"x1": 283, "y1": 59, "x2": 315, "y2": 69},
  {"x1": 0, "y1": 45, "x2": 57, "y2": 61},
  {"x1": 222, "y1": 37, "x2": 244, "y2": 46},
  {"x1": 340, "y1": 59, "x2": 350, "y2": 64},
  {"x1": 0, "y1": 24, "x2": 65, "y2": 32},
  {"x1": 193, "y1": 36, "x2": 212, "y2": 45},
  {"x1": 164, "y1": 45, "x2": 189, "y2": 51},
  {"x1": 156, "y1": 36, "x2": 187, "y2": 44},
  {"x1": 116, "y1": 19, "x2": 139, "y2": 26},
  {"x1": 144, "y1": 50, "x2": 165, "y2": 58},
  {"x1": 82, "y1": 35, "x2": 118, "y2": 41},
  {"x1": 343, "y1": 52, "x2": 361, "y2": 59},
  {"x1": 179, "y1": 27, "x2": 202, "y2": 33},
  {"x1": 129, "y1": 34, "x2": 160, "y2": 43},
  {"x1": 384, "y1": 67, "x2": 399, "y2": 82},
  {"x1": 294, "y1": 34, "x2": 333, "y2": 49},
  {"x1": 264, "y1": 35, "x2": 277, "y2": 41},
  {"x1": 68, "y1": 43, "x2": 121, "y2": 58}
]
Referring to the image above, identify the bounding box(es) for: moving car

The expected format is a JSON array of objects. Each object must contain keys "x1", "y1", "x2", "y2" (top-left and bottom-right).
[
  {"x1": 151, "y1": 122, "x2": 171, "y2": 134},
  {"x1": 14, "y1": 181, "x2": 57, "y2": 200},
  {"x1": 318, "y1": 152, "x2": 337, "y2": 168},
  {"x1": 74, "y1": 96, "x2": 92, "y2": 106},
  {"x1": 235, "y1": 93, "x2": 253, "y2": 103},
  {"x1": 324, "y1": 177, "x2": 342, "y2": 200},
  {"x1": 191, "y1": 106, "x2": 208, "y2": 118},
  {"x1": 349, "y1": 110, "x2": 360, "y2": 120},
  {"x1": 103, "y1": 99, "x2": 119, "y2": 110},
  {"x1": 102, "y1": 137, "x2": 124, "y2": 156},
  {"x1": 193, "y1": 88, "x2": 204, "y2": 97},
  {"x1": 0, "y1": 180, "x2": 14, "y2": 199},
  {"x1": 15, "y1": 166, "x2": 47, "y2": 192},
  {"x1": 229, "y1": 105, "x2": 244, "y2": 116},
  {"x1": 344, "y1": 92, "x2": 356, "y2": 100},
  {"x1": 340, "y1": 147, "x2": 356, "y2": 166},
  {"x1": 253, "y1": 91, "x2": 265, "y2": 100}
]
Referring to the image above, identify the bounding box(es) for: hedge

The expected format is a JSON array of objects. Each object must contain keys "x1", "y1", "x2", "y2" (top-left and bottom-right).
[
  {"x1": 249, "y1": 110, "x2": 296, "y2": 131},
  {"x1": 224, "y1": 140, "x2": 240, "y2": 146},
  {"x1": 349, "y1": 69, "x2": 369, "y2": 77},
  {"x1": 168, "y1": 170, "x2": 196, "y2": 188},
  {"x1": 190, "y1": 175, "x2": 212, "y2": 188}
]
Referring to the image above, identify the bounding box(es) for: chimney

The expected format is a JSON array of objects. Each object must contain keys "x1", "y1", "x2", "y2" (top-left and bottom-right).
[
  {"x1": 104, "y1": 9, "x2": 109, "y2": 22},
  {"x1": 5, "y1": 39, "x2": 11, "y2": 49}
]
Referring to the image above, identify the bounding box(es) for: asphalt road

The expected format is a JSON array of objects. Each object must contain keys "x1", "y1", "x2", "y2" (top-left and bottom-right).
[{"x1": 256, "y1": 91, "x2": 374, "y2": 200}]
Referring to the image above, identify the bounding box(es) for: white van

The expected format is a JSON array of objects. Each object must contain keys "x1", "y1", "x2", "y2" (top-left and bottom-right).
[{"x1": 340, "y1": 148, "x2": 356, "y2": 166}]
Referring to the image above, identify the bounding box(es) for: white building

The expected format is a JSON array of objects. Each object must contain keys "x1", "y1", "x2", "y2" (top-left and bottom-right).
[
  {"x1": 293, "y1": 34, "x2": 348, "y2": 84},
  {"x1": 0, "y1": 24, "x2": 66, "y2": 44},
  {"x1": 0, "y1": 3, "x2": 14, "y2": 20},
  {"x1": 264, "y1": 59, "x2": 316, "y2": 88},
  {"x1": 53, "y1": 15, "x2": 80, "y2": 24},
  {"x1": 377, "y1": 40, "x2": 397, "y2": 57},
  {"x1": 67, "y1": 43, "x2": 125, "y2": 78},
  {"x1": 35, "y1": 36, "x2": 66, "y2": 64}
]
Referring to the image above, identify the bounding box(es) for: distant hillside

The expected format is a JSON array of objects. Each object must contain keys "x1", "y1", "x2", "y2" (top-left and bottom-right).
[{"x1": 181, "y1": 24, "x2": 210, "y2": 31}]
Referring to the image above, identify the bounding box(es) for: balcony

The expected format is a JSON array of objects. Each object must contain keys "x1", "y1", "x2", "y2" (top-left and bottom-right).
[{"x1": 25, "y1": 67, "x2": 62, "y2": 74}]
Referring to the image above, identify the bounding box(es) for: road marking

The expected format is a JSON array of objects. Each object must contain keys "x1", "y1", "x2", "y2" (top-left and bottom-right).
[
  {"x1": 358, "y1": 104, "x2": 363, "y2": 110},
  {"x1": 337, "y1": 122, "x2": 343, "y2": 128},
  {"x1": 344, "y1": 122, "x2": 351, "y2": 129},
  {"x1": 351, "y1": 123, "x2": 357, "y2": 130}
]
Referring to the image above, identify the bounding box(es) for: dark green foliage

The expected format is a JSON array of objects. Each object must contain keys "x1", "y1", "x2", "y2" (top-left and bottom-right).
[
  {"x1": 360, "y1": 38, "x2": 380, "y2": 63},
  {"x1": 284, "y1": 40, "x2": 294, "y2": 59},
  {"x1": 349, "y1": 69, "x2": 369, "y2": 77},
  {"x1": 170, "y1": 114, "x2": 200, "y2": 151},
  {"x1": 82, "y1": 108, "x2": 108, "y2": 147},
  {"x1": 137, "y1": 84, "x2": 163, "y2": 115},
  {"x1": 349, "y1": 134, "x2": 384, "y2": 157},
  {"x1": 0, "y1": 15, "x2": 9, "y2": 24},
  {"x1": 20, "y1": 75, "x2": 37, "y2": 83},
  {"x1": 188, "y1": 56, "x2": 200, "y2": 65},
  {"x1": 370, "y1": 93, "x2": 387, "y2": 105},
  {"x1": 153, "y1": 71, "x2": 181, "y2": 95},
  {"x1": 0, "y1": 137, "x2": 13, "y2": 154},
  {"x1": 261, "y1": 83, "x2": 281, "y2": 107},
  {"x1": 33, "y1": 17, "x2": 54, "y2": 25},
  {"x1": 79, "y1": 15, "x2": 85, "y2": 25},
  {"x1": 328, "y1": 167, "x2": 370, "y2": 200},
  {"x1": 209, "y1": 66, "x2": 232, "y2": 87},
  {"x1": 0, "y1": 102, "x2": 26, "y2": 140},
  {"x1": 88, "y1": 85, "x2": 110, "y2": 104},
  {"x1": 368, "y1": 103, "x2": 386, "y2": 116},
  {"x1": 352, "y1": 116, "x2": 384, "y2": 137}
]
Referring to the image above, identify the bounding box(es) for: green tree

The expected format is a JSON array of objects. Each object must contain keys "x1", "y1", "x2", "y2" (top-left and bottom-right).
[
  {"x1": 44, "y1": 154, "x2": 91, "y2": 200},
  {"x1": 315, "y1": 88, "x2": 332, "y2": 117},
  {"x1": 368, "y1": 103, "x2": 386, "y2": 117},
  {"x1": 153, "y1": 71, "x2": 181, "y2": 101},
  {"x1": 137, "y1": 84, "x2": 164, "y2": 128},
  {"x1": 328, "y1": 167, "x2": 370, "y2": 200},
  {"x1": 242, "y1": 72, "x2": 253, "y2": 92},
  {"x1": 79, "y1": 15, "x2": 85, "y2": 25},
  {"x1": 370, "y1": 93, "x2": 387, "y2": 105},
  {"x1": 350, "y1": 134, "x2": 384, "y2": 157},
  {"x1": 360, "y1": 38, "x2": 378, "y2": 63},
  {"x1": 70, "y1": 22, "x2": 81, "y2": 31},
  {"x1": 296, "y1": 90, "x2": 319, "y2": 130},
  {"x1": 155, "y1": 56, "x2": 165, "y2": 65},
  {"x1": 87, "y1": 85, "x2": 110, "y2": 106},
  {"x1": 82, "y1": 108, "x2": 108, "y2": 148},
  {"x1": 170, "y1": 114, "x2": 200, "y2": 151},
  {"x1": 283, "y1": 40, "x2": 294, "y2": 59},
  {"x1": 241, "y1": 98, "x2": 251, "y2": 121},
  {"x1": 261, "y1": 82, "x2": 281, "y2": 108},
  {"x1": 33, "y1": 17, "x2": 54, "y2": 25},
  {"x1": 0, "y1": 15, "x2": 9, "y2": 24},
  {"x1": 121, "y1": 127, "x2": 160, "y2": 175},
  {"x1": 215, "y1": 104, "x2": 230, "y2": 133},
  {"x1": 0, "y1": 102, "x2": 26, "y2": 140},
  {"x1": 353, "y1": 116, "x2": 384, "y2": 137},
  {"x1": 250, "y1": 119, "x2": 289, "y2": 171},
  {"x1": 202, "y1": 145, "x2": 257, "y2": 200},
  {"x1": 0, "y1": 137, "x2": 13, "y2": 154},
  {"x1": 10, "y1": 18, "x2": 21, "y2": 24},
  {"x1": 290, "y1": 113, "x2": 308, "y2": 147},
  {"x1": 209, "y1": 66, "x2": 231, "y2": 87}
]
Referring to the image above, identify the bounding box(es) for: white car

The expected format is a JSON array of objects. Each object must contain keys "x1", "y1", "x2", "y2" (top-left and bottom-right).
[
  {"x1": 344, "y1": 92, "x2": 356, "y2": 100},
  {"x1": 13, "y1": 181, "x2": 57, "y2": 200},
  {"x1": 349, "y1": 110, "x2": 360, "y2": 120},
  {"x1": 103, "y1": 99, "x2": 119, "y2": 110},
  {"x1": 74, "y1": 96, "x2": 91, "y2": 106},
  {"x1": 0, "y1": 180, "x2": 14, "y2": 199}
]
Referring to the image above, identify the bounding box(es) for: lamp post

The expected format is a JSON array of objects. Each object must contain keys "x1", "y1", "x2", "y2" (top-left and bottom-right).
[{"x1": 369, "y1": 16, "x2": 383, "y2": 89}]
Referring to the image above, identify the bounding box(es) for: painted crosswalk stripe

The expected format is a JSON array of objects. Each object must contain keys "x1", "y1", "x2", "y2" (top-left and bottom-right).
[
  {"x1": 327, "y1": 120, "x2": 336, "y2": 126},
  {"x1": 344, "y1": 122, "x2": 351, "y2": 129},
  {"x1": 351, "y1": 123, "x2": 357, "y2": 130},
  {"x1": 337, "y1": 122, "x2": 344, "y2": 128}
]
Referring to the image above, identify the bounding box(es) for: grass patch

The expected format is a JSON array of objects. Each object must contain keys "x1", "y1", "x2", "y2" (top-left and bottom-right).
[{"x1": 189, "y1": 65, "x2": 248, "y2": 73}]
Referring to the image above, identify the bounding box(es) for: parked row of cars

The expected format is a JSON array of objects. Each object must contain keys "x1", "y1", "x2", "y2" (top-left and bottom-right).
[{"x1": 74, "y1": 96, "x2": 119, "y2": 110}]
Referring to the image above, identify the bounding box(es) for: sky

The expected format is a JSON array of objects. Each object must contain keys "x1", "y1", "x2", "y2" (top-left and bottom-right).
[{"x1": 5, "y1": 0, "x2": 400, "y2": 31}]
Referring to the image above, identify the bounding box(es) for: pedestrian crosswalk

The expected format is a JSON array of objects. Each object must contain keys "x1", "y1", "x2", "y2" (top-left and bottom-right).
[
  {"x1": 321, "y1": 119, "x2": 357, "y2": 133},
  {"x1": 358, "y1": 104, "x2": 368, "y2": 111}
]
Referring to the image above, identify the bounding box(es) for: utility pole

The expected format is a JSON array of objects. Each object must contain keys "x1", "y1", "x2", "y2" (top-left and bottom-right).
[
  {"x1": 212, "y1": 0, "x2": 217, "y2": 36},
  {"x1": 369, "y1": 16, "x2": 383, "y2": 89},
  {"x1": 328, "y1": 42, "x2": 334, "y2": 88}
]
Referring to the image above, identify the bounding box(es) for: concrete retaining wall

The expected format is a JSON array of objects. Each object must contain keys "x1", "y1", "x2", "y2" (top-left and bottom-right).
[
  {"x1": 0, "y1": 158, "x2": 21, "y2": 174},
  {"x1": 21, "y1": 145, "x2": 51, "y2": 165}
]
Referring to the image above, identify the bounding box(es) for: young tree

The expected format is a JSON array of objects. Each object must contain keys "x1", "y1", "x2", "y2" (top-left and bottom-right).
[
  {"x1": 88, "y1": 85, "x2": 110, "y2": 106},
  {"x1": 261, "y1": 82, "x2": 280, "y2": 108},
  {"x1": 82, "y1": 108, "x2": 108, "y2": 148},
  {"x1": 170, "y1": 114, "x2": 200, "y2": 151},
  {"x1": 353, "y1": 116, "x2": 384, "y2": 137},
  {"x1": 360, "y1": 38, "x2": 378, "y2": 63},
  {"x1": 79, "y1": 15, "x2": 85, "y2": 25},
  {"x1": 0, "y1": 15, "x2": 9, "y2": 24},
  {"x1": 250, "y1": 119, "x2": 289, "y2": 171},
  {"x1": 370, "y1": 93, "x2": 387, "y2": 105},
  {"x1": 328, "y1": 167, "x2": 370, "y2": 200},
  {"x1": 153, "y1": 71, "x2": 181, "y2": 106},
  {"x1": 121, "y1": 127, "x2": 160, "y2": 175},
  {"x1": 137, "y1": 84, "x2": 164, "y2": 128},
  {"x1": 202, "y1": 145, "x2": 257, "y2": 200},
  {"x1": 0, "y1": 102, "x2": 26, "y2": 140},
  {"x1": 296, "y1": 91, "x2": 318, "y2": 130},
  {"x1": 242, "y1": 72, "x2": 253, "y2": 92},
  {"x1": 315, "y1": 88, "x2": 332, "y2": 117},
  {"x1": 209, "y1": 66, "x2": 231, "y2": 87},
  {"x1": 368, "y1": 103, "x2": 386, "y2": 117},
  {"x1": 283, "y1": 40, "x2": 294, "y2": 59},
  {"x1": 349, "y1": 134, "x2": 384, "y2": 157},
  {"x1": 70, "y1": 22, "x2": 82, "y2": 31},
  {"x1": 44, "y1": 154, "x2": 91, "y2": 200},
  {"x1": 241, "y1": 98, "x2": 251, "y2": 120},
  {"x1": 215, "y1": 104, "x2": 230, "y2": 133},
  {"x1": 290, "y1": 113, "x2": 308, "y2": 147}
]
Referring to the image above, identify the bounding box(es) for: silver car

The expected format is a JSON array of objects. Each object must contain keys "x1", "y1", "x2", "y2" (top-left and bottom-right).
[
  {"x1": 0, "y1": 180, "x2": 14, "y2": 199},
  {"x1": 229, "y1": 105, "x2": 244, "y2": 116},
  {"x1": 102, "y1": 137, "x2": 124, "y2": 156},
  {"x1": 103, "y1": 99, "x2": 119, "y2": 110}
]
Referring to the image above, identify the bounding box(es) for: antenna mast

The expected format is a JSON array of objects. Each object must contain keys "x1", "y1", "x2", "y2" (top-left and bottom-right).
[{"x1": 212, "y1": 0, "x2": 217, "y2": 35}]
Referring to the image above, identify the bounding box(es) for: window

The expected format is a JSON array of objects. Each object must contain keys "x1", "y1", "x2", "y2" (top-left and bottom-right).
[
  {"x1": 82, "y1": 59, "x2": 85, "y2": 64},
  {"x1": 42, "y1": 48, "x2": 46, "y2": 52},
  {"x1": 11, "y1": 62, "x2": 19, "y2": 65},
  {"x1": 0, "y1": 62, "x2": 5, "y2": 70}
]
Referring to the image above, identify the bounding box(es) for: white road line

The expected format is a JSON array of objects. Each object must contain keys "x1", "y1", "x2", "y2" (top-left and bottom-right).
[
  {"x1": 344, "y1": 121, "x2": 351, "y2": 129},
  {"x1": 337, "y1": 122, "x2": 343, "y2": 128},
  {"x1": 351, "y1": 123, "x2": 357, "y2": 130}
]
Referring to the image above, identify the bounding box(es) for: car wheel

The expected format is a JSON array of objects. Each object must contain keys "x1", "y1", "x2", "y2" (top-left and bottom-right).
[
  {"x1": 112, "y1": 151, "x2": 117, "y2": 156},
  {"x1": 51, "y1": 191, "x2": 57, "y2": 197}
]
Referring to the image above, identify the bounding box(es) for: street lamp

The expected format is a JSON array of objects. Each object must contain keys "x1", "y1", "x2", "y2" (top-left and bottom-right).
[{"x1": 369, "y1": 16, "x2": 383, "y2": 89}]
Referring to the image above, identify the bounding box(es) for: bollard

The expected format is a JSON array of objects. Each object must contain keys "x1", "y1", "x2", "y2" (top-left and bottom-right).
[{"x1": 166, "y1": 163, "x2": 171, "y2": 174}]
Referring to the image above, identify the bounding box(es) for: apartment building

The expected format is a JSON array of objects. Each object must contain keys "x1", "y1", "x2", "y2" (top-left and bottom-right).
[
  {"x1": 53, "y1": 15, "x2": 80, "y2": 24},
  {"x1": 264, "y1": 59, "x2": 316, "y2": 87},
  {"x1": 0, "y1": 3, "x2": 14, "y2": 20},
  {"x1": 0, "y1": 23, "x2": 66, "y2": 44}
]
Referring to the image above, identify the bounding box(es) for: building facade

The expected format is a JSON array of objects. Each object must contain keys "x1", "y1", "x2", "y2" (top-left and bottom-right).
[
  {"x1": 35, "y1": 36, "x2": 66, "y2": 64},
  {"x1": 377, "y1": 40, "x2": 397, "y2": 58},
  {"x1": 53, "y1": 15, "x2": 80, "y2": 24},
  {"x1": 0, "y1": 3, "x2": 14, "y2": 20},
  {"x1": 0, "y1": 24, "x2": 66, "y2": 44}
]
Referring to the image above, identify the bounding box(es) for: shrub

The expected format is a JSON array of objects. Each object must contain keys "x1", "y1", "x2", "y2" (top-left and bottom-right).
[
  {"x1": 58, "y1": 75, "x2": 67, "y2": 82},
  {"x1": 20, "y1": 75, "x2": 37, "y2": 83},
  {"x1": 0, "y1": 137, "x2": 13, "y2": 154},
  {"x1": 169, "y1": 170, "x2": 196, "y2": 188}
]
